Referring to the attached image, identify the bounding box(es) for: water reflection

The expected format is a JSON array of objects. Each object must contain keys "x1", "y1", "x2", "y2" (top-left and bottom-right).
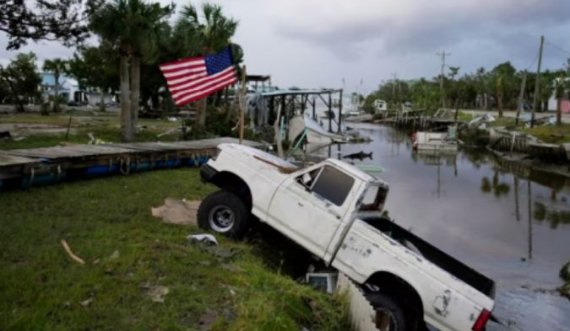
[
  {"x1": 480, "y1": 171, "x2": 511, "y2": 197},
  {"x1": 308, "y1": 123, "x2": 570, "y2": 331}
]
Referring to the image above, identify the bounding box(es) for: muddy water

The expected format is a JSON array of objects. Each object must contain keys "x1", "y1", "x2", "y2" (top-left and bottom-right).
[{"x1": 312, "y1": 123, "x2": 570, "y2": 331}]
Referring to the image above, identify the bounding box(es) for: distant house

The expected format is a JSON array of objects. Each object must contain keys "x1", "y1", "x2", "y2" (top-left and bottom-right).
[
  {"x1": 41, "y1": 73, "x2": 82, "y2": 103},
  {"x1": 547, "y1": 77, "x2": 570, "y2": 113}
]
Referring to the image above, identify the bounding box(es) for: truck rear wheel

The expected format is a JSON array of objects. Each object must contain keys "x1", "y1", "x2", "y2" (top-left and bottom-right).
[
  {"x1": 197, "y1": 190, "x2": 250, "y2": 239},
  {"x1": 367, "y1": 293, "x2": 411, "y2": 331}
]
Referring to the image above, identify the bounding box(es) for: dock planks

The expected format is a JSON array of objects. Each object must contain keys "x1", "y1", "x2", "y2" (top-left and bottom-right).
[{"x1": 0, "y1": 138, "x2": 265, "y2": 188}]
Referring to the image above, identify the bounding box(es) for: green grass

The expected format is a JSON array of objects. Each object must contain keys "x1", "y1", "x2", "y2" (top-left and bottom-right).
[
  {"x1": 523, "y1": 124, "x2": 570, "y2": 144},
  {"x1": 0, "y1": 112, "x2": 185, "y2": 150},
  {"x1": 0, "y1": 169, "x2": 349, "y2": 330}
]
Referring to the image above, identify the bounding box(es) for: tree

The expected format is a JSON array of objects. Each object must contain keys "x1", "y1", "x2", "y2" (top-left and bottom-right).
[
  {"x1": 68, "y1": 44, "x2": 119, "y2": 111},
  {"x1": 177, "y1": 3, "x2": 238, "y2": 128},
  {"x1": 0, "y1": 0, "x2": 101, "y2": 50},
  {"x1": 553, "y1": 70, "x2": 569, "y2": 126},
  {"x1": 43, "y1": 58, "x2": 69, "y2": 112},
  {"x1": 0, "y1": 53, "x2": 41, "y2": 112},
  {"x1": 90, "y1": 0, "x2": 174, "y2": 141},
  {"x1": 491, "y1": 62, "x2": 518, "y2": 118}
]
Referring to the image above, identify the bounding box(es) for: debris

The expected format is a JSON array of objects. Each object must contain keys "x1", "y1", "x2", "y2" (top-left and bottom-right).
[
  {"x1": 80, "y1": 298, "x2": 94, "y2": 307},
  {"x1": 343, "y1": 151, "x2": 373, "y2": 160},
  {"x1": 188, "y1": 234, "x2": 219, "y2": 246},
  {"x1": 87, "y1": 132, "x2": 109, "y2": 145},
  {"x1": 61, "y1": 239, "x2": 85, "y2": 265},
  {"x1": 109, "y1": 250, "x2": 120, "y2": 260},
  {"x1": 151, "y1": 198, "x2": 201, "y2": 225},
  {"x1": 156, "y1": 128, "x2": 179, "y2": 138},
  {"x1": 140, "y1": 283, "x2": 170, "y2": 303}
]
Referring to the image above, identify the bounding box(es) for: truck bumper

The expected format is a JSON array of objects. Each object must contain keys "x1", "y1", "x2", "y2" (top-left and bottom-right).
[{"x1": 200, "y1": 164, "x2": 218, "y2": 182}]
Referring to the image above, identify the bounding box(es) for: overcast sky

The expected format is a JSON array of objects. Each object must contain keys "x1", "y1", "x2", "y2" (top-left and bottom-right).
[{"x1": 2, "y1": 0, "x2": 570, "y2": 94}]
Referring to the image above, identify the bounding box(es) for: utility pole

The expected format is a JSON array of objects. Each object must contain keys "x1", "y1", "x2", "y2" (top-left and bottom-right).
[
  {"x1": 436, "y1": 50, "x2": 451, "y2": 109},
  {"x1": 531, "y1": 36, "x2": 545, "y2": 128},
  {"x1": 391, "y1": 73, "x2": 399, "y2": 110},
  {"x1": 516, "y1": 71, "x2": 527, "y2": 125}
]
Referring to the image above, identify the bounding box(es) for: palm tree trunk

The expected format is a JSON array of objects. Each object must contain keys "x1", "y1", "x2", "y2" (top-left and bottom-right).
[
  {"x1": 99, "y1": 88, "x2": 106, "y2": 112},
  {"x1": 197, "y1": 98, "x2": 207, "y2": 128},
  {"x1": 120, "y1": 55, "x2": 133, "y2": 142},
  {"x1": 498, "y1": 95, "x2": 503, "y2": 118},
  {"x1": 130, "y1": 57, "x2": 141, "y2": 137},
  {"x1": 54, "y1": 74, "x2": 60, "y2": 113},
  {"x1": 557, "y1": 98, "x2": 562, "y2": 126}
]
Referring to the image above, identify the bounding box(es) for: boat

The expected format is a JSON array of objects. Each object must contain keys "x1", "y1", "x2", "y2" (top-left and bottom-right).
[
  {"x1": 288, "y1": 114, "x2": 346, "y2": 147},
  {"x1": 412, "y1": 126, "x2": 458, "y2": 152}
]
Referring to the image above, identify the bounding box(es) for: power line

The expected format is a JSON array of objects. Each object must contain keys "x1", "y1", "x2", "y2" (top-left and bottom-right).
[
  {"x1": 545, "y1": 39, "x2": 570, "y2": 56},
  {"x1": 524, "y1": 49, "x2": 540, "y2": 71}
]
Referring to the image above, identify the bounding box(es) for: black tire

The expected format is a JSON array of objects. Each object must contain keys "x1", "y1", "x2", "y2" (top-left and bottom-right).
[
  {"x1": 367, "y1": 293, "x2": 409, "y2": 331},
  {"x1": 197, "y1": 190, "x2": 250, "y2": 239}
]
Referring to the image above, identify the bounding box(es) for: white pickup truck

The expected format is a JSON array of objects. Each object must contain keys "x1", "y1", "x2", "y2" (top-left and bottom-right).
[{"x1": 198, "y1": 143, "x2": 495, "y2": 331}]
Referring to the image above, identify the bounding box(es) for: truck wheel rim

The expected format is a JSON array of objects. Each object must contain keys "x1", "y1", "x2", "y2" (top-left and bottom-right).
[{"x1": 208, "y1": 206, "x2": 235, "y2": 232}]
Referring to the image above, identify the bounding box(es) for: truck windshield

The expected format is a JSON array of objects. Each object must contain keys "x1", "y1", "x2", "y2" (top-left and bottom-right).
[{"x1": 358, "y1": 184, "x2": 388, "y2": 212}]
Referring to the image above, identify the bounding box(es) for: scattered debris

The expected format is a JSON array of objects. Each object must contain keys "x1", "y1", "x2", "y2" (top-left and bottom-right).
[
  {"x1": 60, "y1": 239, "x2": 85, "y2": 265},
  {"x1": 80, "y1": 298, "x2": 94, "y2": 307},
  {"x1": 156, "y1": 128, "x2": 179, "y2": 138},
  {"x1": 343, "y1": 151, "x2": 373, "y2": 160},
  {"x1": 188, "y1": 234, "x2": 219, "y2": 246},
  {"x1": 87, "y1": 133, "x2": 109, "y2": 145},
  {"x1": 109, "y1": 250, "x2": 120, "y2": 260},
  {"x1": 141, "y1": 283, "x2": 170, "y2": 303},
  {"x1": 151, "y1": 198, "x2": 201, "y2": 225}
]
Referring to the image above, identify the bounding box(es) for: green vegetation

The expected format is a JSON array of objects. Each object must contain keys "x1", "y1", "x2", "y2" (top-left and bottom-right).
[
  {"x1": 363, "y1": 61, "x2": 570, "y2": 122},
  {"x1": 523, "y1": 124, "x2": 570, "y2": 144},
  {"x1": 0, "y1": 53, "x2": 42, "y2": 112},
  {"x1": 0, "y1": 169, "x2": 349, "y2": 330}
]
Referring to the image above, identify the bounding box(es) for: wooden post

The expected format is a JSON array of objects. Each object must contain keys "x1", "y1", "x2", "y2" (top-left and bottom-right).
[
  {"x1": 328, "y1": 92, "x2": 332, "y2": 133},
  {"x1": 338, "y1": 89, "x2": 343, "y2": 133},
  {"x1": 531, "y1": 36, "x2": 544, "y2": 128},
  {"x1": 239, "y1": 65, "x2": 247, "y2": 144},
  {"x1": 312, "y1": 96, "x2": 316, "y2": 120},
  {"x1": 516, "y1": 71, "x2": 527, "y2": 126}
]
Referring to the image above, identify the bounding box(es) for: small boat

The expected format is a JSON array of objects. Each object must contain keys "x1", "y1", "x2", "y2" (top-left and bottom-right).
[
  {"x1": 288, "y1": 114, "x2": 346, "y2": 147},
  {"x1": 412, "y1": 126, "x2": 458, "y2": 152}
]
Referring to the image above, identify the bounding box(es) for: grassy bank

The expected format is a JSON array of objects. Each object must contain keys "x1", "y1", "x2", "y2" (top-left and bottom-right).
[
  {"x1": 0, "y1": 112, "x2": 182, "y2": 150},
  {"x1": 0, "y1": 169, "x2": 349, "y2": 330},
  {"x1": 523, "y1": 124, "x2": 570, "y2": 144}
]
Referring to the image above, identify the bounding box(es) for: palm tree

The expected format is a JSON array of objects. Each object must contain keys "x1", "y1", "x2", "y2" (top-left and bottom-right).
[
  {"x1": 90, "y1": 0, "x2": 173, "y2": 141},
  {"x1": 43, "y1": 58, "x2": 68, "y2": 112},
  {"x1": 553, "y1": 71, "x2": 568, "y2": 126},
  {"x1": 177, "y1": 3, "x2": 238, "y2": 128}
]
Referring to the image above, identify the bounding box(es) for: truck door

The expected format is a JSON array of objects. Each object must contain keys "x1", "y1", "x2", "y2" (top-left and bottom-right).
[{"x1": 267, "y1": 165, "x2": 355, "y2": 258}]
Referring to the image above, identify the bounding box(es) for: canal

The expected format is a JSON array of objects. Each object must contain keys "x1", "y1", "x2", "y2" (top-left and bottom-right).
[{"x1": 312, "y1": 123, "x2": 570, "y2": 331}]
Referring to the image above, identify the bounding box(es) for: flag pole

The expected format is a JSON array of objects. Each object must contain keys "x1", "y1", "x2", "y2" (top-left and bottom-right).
[{"x1": 239, "y1": 65, "x2": 247, "y2": 144}]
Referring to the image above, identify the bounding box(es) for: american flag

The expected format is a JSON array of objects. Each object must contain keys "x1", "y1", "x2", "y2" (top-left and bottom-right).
[{"x1": 160, "y1": 47, "x2": 237, "y2": 107}]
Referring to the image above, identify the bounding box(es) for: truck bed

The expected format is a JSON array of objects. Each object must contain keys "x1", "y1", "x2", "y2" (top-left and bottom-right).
[{"x1": 361, "y1": 216, "x2": 495, "y2": 298}]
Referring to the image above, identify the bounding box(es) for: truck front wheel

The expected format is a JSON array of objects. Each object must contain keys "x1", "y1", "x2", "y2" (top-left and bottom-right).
[
  {"x1": 197, "y1": 190, "x2": 250, "y2": 239},
  {"x1": 367, "y1": 293, "x2": 411, "y2": 331}
]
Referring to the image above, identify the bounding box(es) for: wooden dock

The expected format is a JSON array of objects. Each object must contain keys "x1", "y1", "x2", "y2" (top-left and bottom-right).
[{"x1": 0, "y1": 137, "x2": 264, "y2": 190}]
